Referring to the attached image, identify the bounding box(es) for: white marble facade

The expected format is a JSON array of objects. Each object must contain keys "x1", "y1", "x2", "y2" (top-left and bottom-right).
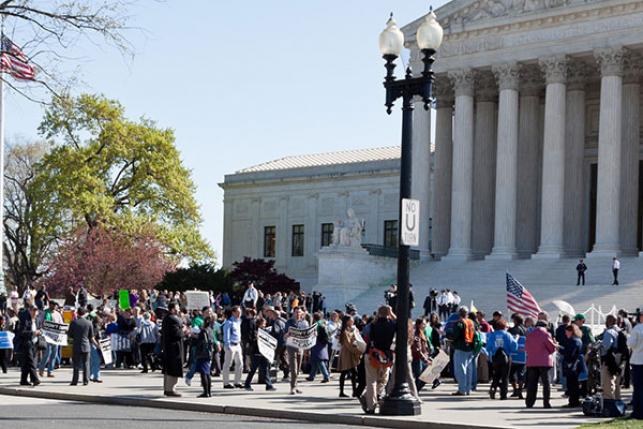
[
  {"x1": 404, "y1": 0, "x2": 643, "y2": 260},
  {"x1": 219, "y1": 149, "x2": 401, "y2": 288}
]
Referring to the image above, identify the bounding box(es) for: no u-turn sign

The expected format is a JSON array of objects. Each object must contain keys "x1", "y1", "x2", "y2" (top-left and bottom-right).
[{"x1": 401, "y1": 198, "x2": 420, "y2": 246}]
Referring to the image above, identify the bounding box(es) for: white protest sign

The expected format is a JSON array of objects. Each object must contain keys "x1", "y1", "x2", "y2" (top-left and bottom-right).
[
  {"x1": 100, "y1": 338, "x2": 112, "y2": 365},
  {"x1": 401, "y1": 198, "x2": 420, "y2": 246},
  {"x1": 419, "y1": 349, "x2": 450, "y2": 385},
  {"x1": 285, "y1": 325, "x2": 317, "y2": 350},
  {"x1": 258, "y1": 328, "x2": 277, "y2": 362},
  {"x1": 185, "y1": 291, "x2": 210, "y2": 311},
  {"x1": 42, "y1": 321, "x2": 69, "y2": 346}
]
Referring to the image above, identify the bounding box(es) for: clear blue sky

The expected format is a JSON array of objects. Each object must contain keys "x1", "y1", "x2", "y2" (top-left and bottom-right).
[{"x1": 5, "y1": 0, "x2": 448, "y2": 263}]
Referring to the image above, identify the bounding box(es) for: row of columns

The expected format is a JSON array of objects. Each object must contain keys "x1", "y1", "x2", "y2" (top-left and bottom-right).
[{"x1": 429, "y1": 46, "x2": 641, "y2": 260}]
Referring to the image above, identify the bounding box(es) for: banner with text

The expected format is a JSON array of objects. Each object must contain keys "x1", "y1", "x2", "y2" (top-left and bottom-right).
[
  {"x1": 42, "y1": 321, "x2": 69, "y2": 346},
  {"x1": 100, "y1": 338, "x2": 112, "y2": 365},
  {"x1": 185, "y1": 291, "x2": 210, "y2": 311},
  {"x1": 419, "y1": 349, "x2": 450, "y2": 385},
  {"x1": 258, "y1": 328, "x2": 278, "y2": 362},
  {"x1": 0, "y1": 331, "x2": 14, "y2": 349},
  {"x1": 285, "y1": 325, "x2": 317, "y2": 350}
]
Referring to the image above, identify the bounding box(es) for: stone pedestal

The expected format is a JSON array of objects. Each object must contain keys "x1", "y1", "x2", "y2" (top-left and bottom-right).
[{"x1": 315, "y1": 246, "x2": 397, "y2": 311}]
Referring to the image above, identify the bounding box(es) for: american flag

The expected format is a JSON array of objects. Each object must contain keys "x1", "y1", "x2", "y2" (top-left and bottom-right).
[
  {"x1": 506, "y1": 273, "x2": 542, "y2": 319},
  {"x1": 1, "y1": 34, "x2": 35, "y2": 80}
]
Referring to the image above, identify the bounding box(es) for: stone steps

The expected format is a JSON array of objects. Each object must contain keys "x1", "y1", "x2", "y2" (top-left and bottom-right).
[{"x1": 349, "y1": 256, "x2": 643, "y2": 318}]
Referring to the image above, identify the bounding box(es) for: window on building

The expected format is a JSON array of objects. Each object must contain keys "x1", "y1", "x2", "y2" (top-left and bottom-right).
[
  {"x1": 292, "y1": 224, "x2": 304, "y2": 257},
  {"x1": 384, "y1": 220, "x2": 398, "y2": 249},
  {"x1": 321, "y1": 223, "x2": 334, "y2": 247},
  {"x1": 263, "y1": 226, "x2": 276, "y2": 258}
]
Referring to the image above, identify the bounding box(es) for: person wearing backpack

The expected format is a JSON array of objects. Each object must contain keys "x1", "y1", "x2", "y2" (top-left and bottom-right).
[
  {"x1": 307, "y1": 312, "x2": 331, "y2": 383},
  {"x1": 600, "y1": 315, "x2": 625, "y2": 400},
  {"x1": 452, "y1": 306, "x2": 476, "y2": 396},
  {"x1": 486, "y1": 319, "x2": 517, "y2": 400}
]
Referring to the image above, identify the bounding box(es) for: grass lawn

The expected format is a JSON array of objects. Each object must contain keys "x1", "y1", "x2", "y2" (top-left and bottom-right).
[{"x1": 578, "y1": 419, "x2": 643, "y2": 429}]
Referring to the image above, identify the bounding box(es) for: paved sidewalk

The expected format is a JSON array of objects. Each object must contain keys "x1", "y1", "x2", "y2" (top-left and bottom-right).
[{"x1": 0, "y1": 369, "x2": 609, "y2": 429}]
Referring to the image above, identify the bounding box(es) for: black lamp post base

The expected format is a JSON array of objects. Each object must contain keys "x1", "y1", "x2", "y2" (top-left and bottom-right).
[{"x1": 379, "y1": 393, "x2": 422, "y2": 416}]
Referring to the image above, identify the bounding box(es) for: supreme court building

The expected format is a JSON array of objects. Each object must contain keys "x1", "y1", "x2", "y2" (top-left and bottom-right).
[
  {"x1": 404, "y1": 0, "x2": 643, "y2": 260},
  {"x1": 221, "y1": 0, "x2": 643, "y2": 285}
]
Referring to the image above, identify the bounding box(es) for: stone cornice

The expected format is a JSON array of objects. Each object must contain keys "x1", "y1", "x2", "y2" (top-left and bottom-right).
[
  {"x1": 595, "y1": 47, "x2": 625, "y2": 77},
  {"x1": 492, "y1": 62, "x2": 520, "y2": 91},
  {"x1": 539, "y1": 55, "x2": 568, "y2": 84},
  {"x1": 449, "y1": 68, "x2": 476, "y2": 97},
  {"x1": 428, "y1": 0, "x2": 643, "y2": 60}
]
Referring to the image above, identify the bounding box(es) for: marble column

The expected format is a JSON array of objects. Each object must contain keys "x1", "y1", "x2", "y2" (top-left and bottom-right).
[
  {"x1": 620, "y1": 53, "x2": 641, "y2": 255},
  {"x1": 411, "y1": 97, "x2": 432, "y2": 258},
  {"x1": 489, "y1": 63, "x2": 520, "y2": 259},
  {"x1": 516, "y1": 68, "x2": 543, "y2": 257},
  {"x1": 305, "y1": 193, "x2": 318, "y2": 267},
  {"x1": 431, "y1": 79, "x2": 454, "y2": 258},
  {"x1": 276, "y1": 196, "x2": 289, "y2": 270},
  {"x1": 591, "y1": 47, "x2": 625, "y2": 257},
  {"x1": 563, "y1": 61, "x2": 587, "y2": 257},
  {"x1": 535, "y1": 55, "x2": 567, "y2": 258},
  {"x1": 471, "y1": 72, "x2": 497, "y2": 258},
  {"x1": 252, "y1": 198, "x2": 262, "y2": 257},
  {"x1": 446, "y1": 68, "x2": 475, "y2": 260}
]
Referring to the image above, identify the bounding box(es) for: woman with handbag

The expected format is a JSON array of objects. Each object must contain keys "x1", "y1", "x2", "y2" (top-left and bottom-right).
[
  {"x1": 561, "y1": 324, "x2": 585, "y2": 408},
  {"x1": 337, "y1": 315, "x2": 364, "y2": 398}
]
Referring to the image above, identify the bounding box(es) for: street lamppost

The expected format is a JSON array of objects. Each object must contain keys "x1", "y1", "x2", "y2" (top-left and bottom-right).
[{"x1": 378, "y1": 8, "x2": 443, "y2": 416}]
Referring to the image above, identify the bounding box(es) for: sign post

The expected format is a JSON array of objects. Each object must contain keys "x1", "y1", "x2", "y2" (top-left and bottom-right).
[{"x1": 401, "y1": 198, "x2": 420, "y2": 246}]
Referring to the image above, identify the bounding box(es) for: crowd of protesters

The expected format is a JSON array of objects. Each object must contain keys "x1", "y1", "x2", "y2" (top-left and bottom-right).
[{"x1": 0, "y1": 283, "x2": 641, "y2": 420}]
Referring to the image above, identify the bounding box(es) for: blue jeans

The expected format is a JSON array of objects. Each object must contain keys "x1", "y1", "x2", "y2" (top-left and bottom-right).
[
  {"x1": 90, "y1": 345, "x2": 101, "y2": 381},
  {"x1": 308, "y1": 359, "x2": 330, "y2": 381},
  {"x1": 412, "y1": 359, "x2": 427, "y2": 391},
  {"x1": 245, "y1": 354, "x2": 273, "y2": 388},
  {"x1": 186, "y1": 346, "x2": 197, "y2": 381},
  {"x1": 454, "y1": 349, "x2": 474, "y2": 394},
  {"x1": 38, "y1": 344, "x2": 58, "y2": 374}
]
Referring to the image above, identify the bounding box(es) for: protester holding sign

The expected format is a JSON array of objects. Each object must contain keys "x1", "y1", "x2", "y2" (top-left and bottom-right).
[
  {"x1": 244, "y1": 318, "x2": 276, "y2": 391},
  {"x1": 38, "y1": 301, "x2": 63, "y2": 378},
  {"x1": 284, "y1": 308, "x2": 310, "y2": 395}
]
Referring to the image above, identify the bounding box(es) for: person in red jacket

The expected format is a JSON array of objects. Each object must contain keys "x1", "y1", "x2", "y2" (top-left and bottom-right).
[{"x1": 524, "y1": 320, "x2": 557, "y2": 409}]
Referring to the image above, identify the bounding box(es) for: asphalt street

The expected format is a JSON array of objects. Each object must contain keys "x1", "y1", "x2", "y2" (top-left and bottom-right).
[{"x1": 0, "y1": 395, "x2": 365, "y2": 429}]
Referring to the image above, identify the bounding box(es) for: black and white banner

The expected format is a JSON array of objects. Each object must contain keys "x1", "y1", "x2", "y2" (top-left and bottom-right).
[
  {"x1": 100, "y1": 338, "x2": 112, "y2": 365},
  {"x1": 285, "y1": 325, "x2": 317, "y2": 350},
  {"x1": 257, "y1": 329, "x2": 277, "y2": 362},
  {"x1": 42, "y1": 321, "x2": 69, "y2": 346}
]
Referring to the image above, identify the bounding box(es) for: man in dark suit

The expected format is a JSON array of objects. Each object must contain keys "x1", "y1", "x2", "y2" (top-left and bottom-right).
[
  {"x1": 161, "y1": 302, "x2": 185, "y2": 396},
  {"x1": 16, "y1": 304, "x2": 41, "y2": 386},
  {"x1": 68, "y1": 307, "x2": 97, "y2": 385}
]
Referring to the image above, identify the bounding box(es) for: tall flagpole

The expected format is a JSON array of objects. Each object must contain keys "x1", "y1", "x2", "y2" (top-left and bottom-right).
[{"x1": 0, "y1": 17, "x2": 5, "y2": 295}]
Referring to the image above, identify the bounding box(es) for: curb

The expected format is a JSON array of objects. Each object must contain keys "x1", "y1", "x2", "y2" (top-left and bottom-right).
[{"x1": 0, "y1": 386, "x2": 508, "y2": 429}]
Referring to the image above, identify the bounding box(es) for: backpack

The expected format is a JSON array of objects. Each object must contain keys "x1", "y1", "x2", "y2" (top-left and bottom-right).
[
  {"x1": 472, "y1": 330, "x2": 484, "y2": 354},
  {"x1": 444, "y1": 313, "x2": 460, "y2": 341},
  {"x1": 614, "y1": 330, "x2": 630, "y2": 360}
]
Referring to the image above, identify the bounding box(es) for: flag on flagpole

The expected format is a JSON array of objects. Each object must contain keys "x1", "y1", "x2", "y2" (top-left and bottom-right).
[
  {"x1": 506, "y1": 273, "x2": 542, "y2": 318},
  {"x1": 1, "y1": 34, "x2": 35, "y2": 80}
]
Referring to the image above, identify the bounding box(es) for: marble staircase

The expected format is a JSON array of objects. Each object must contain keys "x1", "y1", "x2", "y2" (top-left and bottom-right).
[{"x1": 348, "y1": 256, "x2": 643, "y2": 317}]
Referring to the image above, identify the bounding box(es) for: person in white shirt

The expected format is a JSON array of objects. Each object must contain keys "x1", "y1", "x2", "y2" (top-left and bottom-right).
[
  {"x1": 627, "y1": 308, "x2": 643, "y2": 419},
  {"x1": 437, "y1": 290, "x2": 449, "y2": 321},
  {"x1": 242, "y1": 283, "x2": 258, "y2": 309},
  {"x1": 612, "y1": 258, "x2": 620, "y2": 286}
]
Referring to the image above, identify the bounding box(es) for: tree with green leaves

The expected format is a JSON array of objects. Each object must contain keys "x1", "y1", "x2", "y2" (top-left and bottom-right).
[
  {"x1": 156, "y1": 263, "x2": 233, "y2": 294},
  {"x1": 34, "y1": 93, "x2": 212, "y2": 260}
]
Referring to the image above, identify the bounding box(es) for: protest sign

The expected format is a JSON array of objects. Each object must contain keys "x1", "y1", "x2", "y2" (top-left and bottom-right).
[
  {"x1": 0, "y1": 331, "x2": 14, "y2": 349},
  {"x1": 419, "y1": 349, "x2": 450, "y2": 385},
  {"x1": 258, "y1": 328, "x2": 277, "y2": 362},
  {"x1": 118, "y1": 290, "x2": 130, "y2": 310},
  {"x1": 285, "y1": 325, "x2": 317, "y2": 350},
  {"x1": 185, "y1": 291, "x2": 210, "y2": 311},
  {"x1": 42, "y1": 321, "x2": 69, "y2": 346},
  {"x1": 100, "y1": 338, "x2": 113, "y2": 365}
]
